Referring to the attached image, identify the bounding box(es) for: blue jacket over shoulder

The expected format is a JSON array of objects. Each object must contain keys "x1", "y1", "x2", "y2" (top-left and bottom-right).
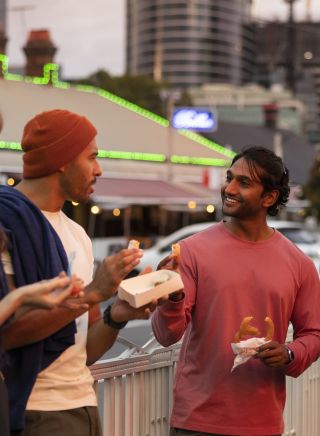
[{"x1": 0, "y1": 185, "x2": 76, "y2": 431}]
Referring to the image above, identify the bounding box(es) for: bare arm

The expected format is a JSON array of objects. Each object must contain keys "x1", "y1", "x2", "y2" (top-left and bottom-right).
[
  {"x1": 0, "y1": 273, "x2": 80, "y2": 324},
  {"x1": 0, "y1": 291, "x2": 24, "y2": 325},
  {"x1": 3, "y1": 305, "x2": 86, "y2": 349},
  {"x1": 4, "y1": 248, "x2": 143, "y2": 349},
  {"x1": 86, "y1": 295, "x2": 157, "y2": 365},
  {"x1": 152, "y1": 251, "x2": 192, "y2": 346}
]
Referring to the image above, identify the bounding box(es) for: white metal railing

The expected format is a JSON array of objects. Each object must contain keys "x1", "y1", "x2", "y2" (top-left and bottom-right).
[
  {"x1": 90, "y1": 338, "x2": 179, "y2": 436},
  {"x1": 90, "y1": 334, "x2": 320, "y2": 436}
]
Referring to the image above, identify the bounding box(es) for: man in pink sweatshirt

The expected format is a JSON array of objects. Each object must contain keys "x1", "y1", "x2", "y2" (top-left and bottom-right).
[{"x1": 152, "y1": 146, "x2": 320, "y2": 436}]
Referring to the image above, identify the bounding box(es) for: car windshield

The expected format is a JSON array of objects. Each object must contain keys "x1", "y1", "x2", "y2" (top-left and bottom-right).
[{"x1": 278, "y1": 228, "x2": 318, "y2": 244}]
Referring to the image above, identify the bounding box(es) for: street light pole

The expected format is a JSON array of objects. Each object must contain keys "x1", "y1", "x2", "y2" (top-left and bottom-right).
[
  {"x1": 167, "y1": 93, "x2": 175, "y2": 182},
  {"x1": 160, "y1": 89, "x2": 181, "y2": 182}
]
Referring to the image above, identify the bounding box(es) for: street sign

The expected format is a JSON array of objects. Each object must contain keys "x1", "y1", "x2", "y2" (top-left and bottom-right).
[{"x1": 171, "y1": 107, "x2": 217, "y2": 132}]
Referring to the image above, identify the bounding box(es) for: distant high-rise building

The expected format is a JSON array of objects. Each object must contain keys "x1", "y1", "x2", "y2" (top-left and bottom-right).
[
  {"x1": 126, "y1": 0, "x2": 255, "y2": 89},
  {"x1": 255, "y1": 21, "x2": 320, "y2": 143},
  {"x1": 0, "y1": 0, "x2": 6, "y2": 31}
]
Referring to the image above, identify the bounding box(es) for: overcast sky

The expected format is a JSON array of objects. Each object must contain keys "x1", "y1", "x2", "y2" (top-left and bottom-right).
[{"x1": 6, "y1": 0, "x2": 320, "y2": 78}]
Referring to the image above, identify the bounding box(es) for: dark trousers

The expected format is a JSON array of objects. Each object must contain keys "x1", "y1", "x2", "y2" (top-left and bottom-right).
[
  {"x1": 0, "y1": 377, "x2": 10, "y2": 436},
  {"x1": 11, "y1": 406, "x2": 102, "y2": 436}
]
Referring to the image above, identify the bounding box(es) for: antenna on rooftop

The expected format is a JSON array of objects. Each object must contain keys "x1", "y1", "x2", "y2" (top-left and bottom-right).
[
  {"x1": 284, "y1": 0, "x2": 298, "y2": 92},
  {"x1": 305, "y1": 0, "x2": 312, "y2": 21},
  {"x1": 10, "y1": 4, "x2": 35, "y2": 31}
]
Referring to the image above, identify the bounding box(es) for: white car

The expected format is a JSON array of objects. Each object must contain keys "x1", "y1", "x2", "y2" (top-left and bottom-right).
[
  {"x1": 137, "y1": 220, "x2": 320, "y2": 273},
  {"x1": 268, "y1": 220, "x2": 320, "y2": 259},
  {"x1": 137, "y1": 222, "x2": 214, "y2": 272}
]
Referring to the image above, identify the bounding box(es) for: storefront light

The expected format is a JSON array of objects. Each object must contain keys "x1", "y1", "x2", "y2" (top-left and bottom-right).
[
  {"x1": 91, "y1": 205, "x2": 101, "y2": 215},
  {"x1": 7, "y1": 177, "x2": 15, "y2": 186},
  {"x1": 206, "y1": 204, "x2": 215, "y2": 213},
  {"x1": 188, "y1": 200, "x2": 197, "y2": 209}
]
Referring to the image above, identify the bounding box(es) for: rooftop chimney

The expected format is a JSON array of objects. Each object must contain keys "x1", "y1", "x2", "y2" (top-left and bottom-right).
[
  {"x1": 0, "y1": 23, "x2": 7, "y2": 53},
  {"x1": 0, "y1": 25, "x2": 7, "y2": 78},
  {"x1": 23, "y1": 29, "x2": 57, "y2": 77}
]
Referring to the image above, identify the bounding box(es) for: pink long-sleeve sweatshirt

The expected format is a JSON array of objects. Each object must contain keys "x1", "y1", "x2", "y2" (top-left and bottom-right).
[{"x1": 152, "y1": 222, "x2": 320, "y2": 435}]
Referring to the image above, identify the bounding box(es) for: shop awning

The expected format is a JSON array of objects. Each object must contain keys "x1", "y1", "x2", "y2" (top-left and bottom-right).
[{"x1": 92, "y1": 177, "x2": 219, "y2": 206}]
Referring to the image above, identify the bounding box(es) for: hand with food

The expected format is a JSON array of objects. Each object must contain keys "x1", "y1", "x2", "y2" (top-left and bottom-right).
[
  {"x1": 86, "y1": 247, "x2": 143, "y2": 304},
  {"x1": 157, "y1": 243, "x2": 181, "y2": 272},
  {"x1": 231, "y1": 315, "x2": 276, "y2": 371},
  {"x1": 171, "y1": 243, "x2": 180, "y2": 269},
  {"x1": 19, "y1": 273, "x2": 84, "y2": 310},
  {"x1": 255, "y1": 341, "x2": 293, "y2": 368},
  {"x1": 156, "y1": 243, "x2": 184, "y2": 302},
  {"x1": 0, "y1": 273, "x2": 84, "y2": 324}
]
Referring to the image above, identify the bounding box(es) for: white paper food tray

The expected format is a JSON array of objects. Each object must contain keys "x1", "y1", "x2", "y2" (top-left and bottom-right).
[{"x1": 118, "y1": 269, "x2": 184, "y2": 308}]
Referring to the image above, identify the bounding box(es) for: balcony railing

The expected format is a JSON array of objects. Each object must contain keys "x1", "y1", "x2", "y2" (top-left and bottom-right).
[{"x1": 90, "y1": 331, "x2": 320, "y2": 436}]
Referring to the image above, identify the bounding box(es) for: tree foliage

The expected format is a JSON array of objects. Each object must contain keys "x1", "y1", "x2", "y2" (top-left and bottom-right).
[{"x1": 75, "y1": 70, "x2": 192, "y2": 119}]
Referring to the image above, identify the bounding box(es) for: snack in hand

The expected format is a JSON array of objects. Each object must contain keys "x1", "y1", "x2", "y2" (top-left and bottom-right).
[
  {"x1": 231, "y1": 315, "x2": 275, "y2": 371},
  {"x1": 128, "y1": 239, "x2": 140, "y2": 249},
  {"x1": 234, "y1": 316, "x2": 260, "y2": 342},
  {"x1": 264, "y1": 316, "x2": 274, "y2": 341},
  {"x1": 171, "y1": 243, "x2": 180, "y2": 259}
]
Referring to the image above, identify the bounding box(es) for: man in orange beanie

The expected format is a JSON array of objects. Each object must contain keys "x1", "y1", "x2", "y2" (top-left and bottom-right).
[{"x1": 0, "y1": 109, "x2": 156, "y2": 436}]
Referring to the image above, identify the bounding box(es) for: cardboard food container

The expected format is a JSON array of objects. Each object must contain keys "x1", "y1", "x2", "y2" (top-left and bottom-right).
[{"x1": 118, "y1": 269, "x2": 184, "y2": 308}]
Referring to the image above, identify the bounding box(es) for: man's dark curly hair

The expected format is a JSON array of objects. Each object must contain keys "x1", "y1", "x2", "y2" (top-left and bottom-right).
[{"x1": 231, "y1": 146, "x2": 290, "y2": 216}]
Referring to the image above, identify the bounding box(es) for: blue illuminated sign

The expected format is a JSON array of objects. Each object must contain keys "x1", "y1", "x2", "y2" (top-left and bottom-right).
[{"x1": 171, "y1": 107, "x2": 217, "y2": 132}]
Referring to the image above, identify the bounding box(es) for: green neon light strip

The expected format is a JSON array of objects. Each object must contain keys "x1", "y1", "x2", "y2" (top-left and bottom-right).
[
  {"x1": 0, "y1": 55, "x2": 70, "y2": 88},
  {"x1": 0, "y1": 54, "x2": 234, "y2": 162},
  {"x1": 0, "y1": 53, "x2": 8, "y2": 75},
  {"x1": 171, "y1": 155, "x2": 230, "y2": 166},
  {"x1": 0, "y1": 141, "x2": 228, "y2": 166},
  {"x1": 98, "y1": 150, "x2": 166, "y2": 162},
  {"x1": 179, "y1": 130, "x2": 235, "y2": 158},
  {"x1": 0, "y1": 141, "x2": 21, "y2": 151}
]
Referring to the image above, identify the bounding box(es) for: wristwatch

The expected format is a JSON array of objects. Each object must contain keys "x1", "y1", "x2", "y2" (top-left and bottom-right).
[
  {"x1": 103, "y1": 305, "x2": 128, "y2": 330},
  {"x1": 169, "y1": 291, "x2": 185, "y2": 302},
  {"x1": 286, "y1": 346, "x2": 295, "y2": 363}
]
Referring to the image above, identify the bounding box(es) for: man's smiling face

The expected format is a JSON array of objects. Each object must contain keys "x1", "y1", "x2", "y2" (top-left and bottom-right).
[{"x1": 221, "y1": 157, "x2": 270, "y2": 220}]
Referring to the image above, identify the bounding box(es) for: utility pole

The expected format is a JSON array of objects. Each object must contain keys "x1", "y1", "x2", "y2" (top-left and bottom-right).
[
  {"x1": 305, "y1": 0, "x2": 312, "y2": 21},
  {"x1": 160, "y1": 89, "x2": 181, "y2": 181}
]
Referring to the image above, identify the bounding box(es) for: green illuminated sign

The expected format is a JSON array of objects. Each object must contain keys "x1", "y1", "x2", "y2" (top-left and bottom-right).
[{"x1": 0, "y1": 54, "x2": 236, "y2": 165}]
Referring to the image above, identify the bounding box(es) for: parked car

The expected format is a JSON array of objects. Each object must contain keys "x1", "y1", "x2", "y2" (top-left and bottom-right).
[
  {"x1": 268, "y1": 220, "x2": 320, "y2": 261},
  {"x1": 137, "y1": 220, "x2": 320, "y2": 273},
  {"x1": 137, "y1": 222, "x2": 214, "y2": 272}
]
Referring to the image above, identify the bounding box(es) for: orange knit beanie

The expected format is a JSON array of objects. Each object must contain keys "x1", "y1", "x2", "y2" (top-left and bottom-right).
[{"x1": 21, "y1": 109, "x2": 97, "y2": 178}]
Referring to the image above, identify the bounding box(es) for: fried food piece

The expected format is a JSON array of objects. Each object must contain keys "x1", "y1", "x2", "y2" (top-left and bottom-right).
[
  {"x1": 171, "y1": 243, "x2": 180, "y2": 259},
  {"x1": 153, "y1": 272, "x2": 170, "y2": 287},
  {"x1": 234, "y1": 316, "x2": 261, "y2": 342},
  {"x1": 128, "y1": 239, "x2": 140, "y2": 249},
  {"x1": 264, "y1": 316, "x2": 274, "y2": 341}
]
